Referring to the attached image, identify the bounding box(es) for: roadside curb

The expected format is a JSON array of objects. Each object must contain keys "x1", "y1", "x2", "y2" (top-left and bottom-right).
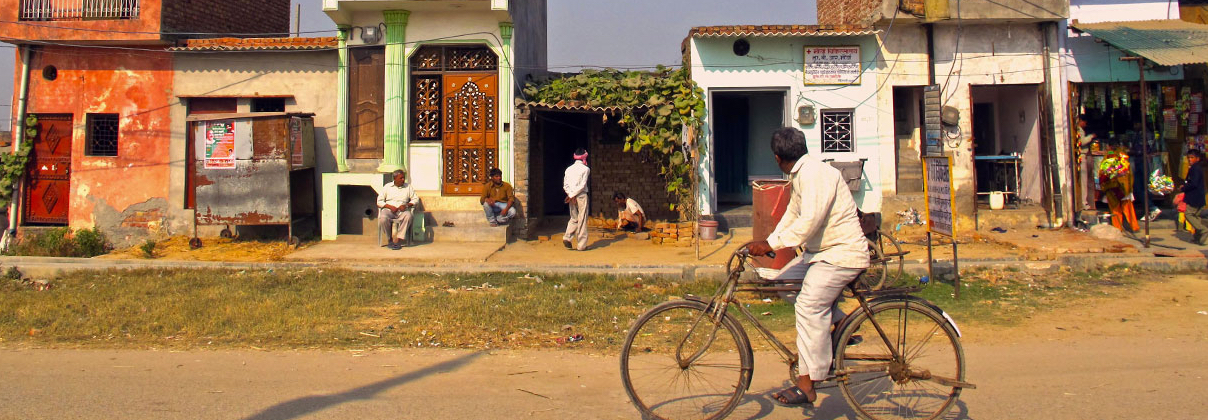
[{"x1": 1, "y1": 253, "x2": 1203, "y2": 281}]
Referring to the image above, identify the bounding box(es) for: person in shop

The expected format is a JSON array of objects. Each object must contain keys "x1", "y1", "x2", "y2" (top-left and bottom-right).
[
  {"x1": 613, "y1": 192, "x2": 646, "y2": 232},
  {"x1": 1181, "y1": 149, "x2": 1206, "y2": 245},
  {"x1": 562, "y1": 148, "x2": 591, "y2": 251},
  {"x1": 1101, "y1": 148, "x2": 1140, "y2": 232}
]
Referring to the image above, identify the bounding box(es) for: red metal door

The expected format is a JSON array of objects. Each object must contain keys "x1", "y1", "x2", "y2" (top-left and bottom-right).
[
  {"x1": 442, "y1": 73, "x2": 498, "y2": 196},
  {"x1": 23, "y1": 114, "x2": 72, "y2": 225}
]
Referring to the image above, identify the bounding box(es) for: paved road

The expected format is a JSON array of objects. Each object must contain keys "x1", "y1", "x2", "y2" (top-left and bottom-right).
[{"x1": 1, "y1": 334, "x2": 1204, "y2": 420}]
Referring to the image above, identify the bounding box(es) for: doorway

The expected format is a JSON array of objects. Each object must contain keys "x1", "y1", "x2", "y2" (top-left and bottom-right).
[
  {"x1": 711, "y1": 91, "x2": 786, "y2": 205},
  {"x1": 892, "y1": 86, "x2": 925, "y2": 193},
  {"x1": 23, "y1": 114, "x2": 72, "y2": 225},
  {"x1": 409, "y1": 45, "x2": 499, "y2": 196},
  {"x1": 538, "y1": 111, "x2": 590, "y2": 216},
  {"x1": 970, "y1": 84, "x2": 1044, "y2": 206}
]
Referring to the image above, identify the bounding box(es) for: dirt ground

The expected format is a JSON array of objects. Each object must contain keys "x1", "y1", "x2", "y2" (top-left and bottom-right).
[
  {"x1": 488, "y1": 223, "x2": 750, "y2": 266},
  {"x1": 3, "y1": 274, "x2": 1204, "y2": 419},
  {"x1": 101, "y1": 236, "x2": 303, "y2": 262}
]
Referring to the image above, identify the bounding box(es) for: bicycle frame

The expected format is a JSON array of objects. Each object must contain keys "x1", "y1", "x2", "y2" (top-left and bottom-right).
[{"x1": 677, "y1": 249, "x2": 929, "y2": 381}]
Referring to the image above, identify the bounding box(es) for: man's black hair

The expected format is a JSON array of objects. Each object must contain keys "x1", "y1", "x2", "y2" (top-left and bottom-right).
[
  {"x1": 613, "y1": 192, "x2": 627, "y2": 200},
  {"x1": 574, "y1": 148, "x2": 587, "y2": 156},
  {"x1": 1190, "y1": 149, "x2": 1205, "y2": 160},
  {"x1": 770, "y1": 127, "x2": 808, "y2": 161},
  {"x1": 489, "y1": 168, "x2": 503, "y2": 177}
]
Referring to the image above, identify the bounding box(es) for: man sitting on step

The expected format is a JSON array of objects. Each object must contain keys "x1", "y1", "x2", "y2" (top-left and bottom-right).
[
  {"x1": 378, "y1": 169, "x2": 420, "y2": 250},
  {"x1": 480, "y1": 168, "x2": 517, "y2": 227}
]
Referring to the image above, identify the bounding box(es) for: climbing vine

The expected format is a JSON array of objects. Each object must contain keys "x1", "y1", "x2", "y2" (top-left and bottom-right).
[
  {"x1": 524, "y1": 67, "x2": 706, "y2": 219},
  {"x1": 0, "y1": 115, "x2": 34, "y2": 209}
]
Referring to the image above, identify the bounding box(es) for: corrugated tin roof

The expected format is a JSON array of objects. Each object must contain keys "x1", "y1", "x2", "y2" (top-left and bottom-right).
[
  {"x1": 689, "y1": 25, "x2": 878, "y2": 38},
  {"x1": 1071, "y1": 20, "x2": 1208, "y2": 66},
  {"x1": 170, "y1": 37, "x2": 337, "y2": 52}
]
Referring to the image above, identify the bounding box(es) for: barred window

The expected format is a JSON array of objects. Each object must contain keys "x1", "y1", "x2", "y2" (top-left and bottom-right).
[
  {"x1": 86, "y1": 114, "x2": 119, "y2": 157},
  {"x1": 821, "y1": 110, "x2": 854, "y2": 153}
]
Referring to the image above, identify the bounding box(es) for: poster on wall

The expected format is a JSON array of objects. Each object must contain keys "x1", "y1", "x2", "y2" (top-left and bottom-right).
[
  {"x1": 803, "y1": 46, "x2": 861, "y2": 85},
  {"x1": 204, "y1": 120, "x2": 236, "y2": 169},
  {"x1": 290, "y1": 117, "x2": 304, "y2": 168}
]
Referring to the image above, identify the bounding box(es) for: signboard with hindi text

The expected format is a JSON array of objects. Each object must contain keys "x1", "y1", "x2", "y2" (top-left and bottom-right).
[
  {"x1": 204, "y1": 120, "x2": 236, "y2": 169},
  {"x1": 803, "y1": 46, "x2": 861, "y2": 85},
  {"x1": 923, "y1": 156, "x2": 954, "y2": 237}
]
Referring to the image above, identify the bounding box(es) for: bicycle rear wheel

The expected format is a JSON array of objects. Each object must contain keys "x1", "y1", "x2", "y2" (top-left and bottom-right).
[
  {"x1": 877, "y1": 232, "x2": 906, "y2": 288},
  {"x1": 620, "y1": 300, "x2": 753, "y2": 420},
  {"x1": 835, "y1": 300, "x2": 965, "y2": 420}
]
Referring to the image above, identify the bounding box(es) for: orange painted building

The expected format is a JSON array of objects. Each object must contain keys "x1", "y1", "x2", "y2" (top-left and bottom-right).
[{"x1": 1, "y1": 0, "x2": 290, "y2": 246}]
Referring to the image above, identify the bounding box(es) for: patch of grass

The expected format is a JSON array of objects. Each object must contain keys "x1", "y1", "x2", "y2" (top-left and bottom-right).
[
  {"x1": 5, "y1": 227, "x2": 110, "y2": 257},
  {"x1": 0, "y1": 265, "x2": 1159, "y2": 350},
  {"x1": 0, "y1": 269, "x2": 715, "y2": 350},
  {"x1": 139, "y1": 240, "x2": 157, "y2": 259}
]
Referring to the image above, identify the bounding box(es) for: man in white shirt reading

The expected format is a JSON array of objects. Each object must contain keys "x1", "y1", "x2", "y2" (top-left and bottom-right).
[
  {"x1": 613, "y1": 192, "x2": 645, "y2": 232},
  {"x1": 747, "y1": 127, "x2": 870, "y2": 406},
  {"x1": 563, "y1": 148, "x2": 590, "y2": 251},
  {"x1": 378, "y1": 169, "x2": 420, "y2": 250}
]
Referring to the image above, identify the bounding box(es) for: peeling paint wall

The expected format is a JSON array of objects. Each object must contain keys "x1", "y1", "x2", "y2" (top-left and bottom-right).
[
  {"x1": 0, "y1": 0, "x2": 165, "y2": 43},
  {"x1": 22, "y1": 45, "x2": 174, "y2": 247}
]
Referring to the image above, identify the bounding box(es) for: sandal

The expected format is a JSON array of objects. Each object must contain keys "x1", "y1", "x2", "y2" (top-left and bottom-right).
[{"x1": 772, "y1": 385, "x2": 816, "y2": 406}]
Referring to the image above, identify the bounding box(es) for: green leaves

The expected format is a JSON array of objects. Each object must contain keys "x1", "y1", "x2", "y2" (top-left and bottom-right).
[{"x1": 525, "y1": 68, "x2": 705, "y2": 219}]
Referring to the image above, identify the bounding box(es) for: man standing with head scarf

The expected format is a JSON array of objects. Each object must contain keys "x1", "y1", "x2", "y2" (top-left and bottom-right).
[{"x1": 563, "y1": 148, "x2": 591, "y2": 251}]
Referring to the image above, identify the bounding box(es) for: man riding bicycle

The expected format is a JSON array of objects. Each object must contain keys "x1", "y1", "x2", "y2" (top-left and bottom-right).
[{"x1": 746, "y1": 127, "x2": 870, "y2": 406}]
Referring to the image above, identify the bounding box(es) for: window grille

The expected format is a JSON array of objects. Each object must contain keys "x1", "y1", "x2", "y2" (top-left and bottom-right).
[
  {"x1": 86, "y1": 114, "x2": 119, "y2": 157},
  {"x1": 821, "y1": 110, "x2": 854, "y2": 153}
]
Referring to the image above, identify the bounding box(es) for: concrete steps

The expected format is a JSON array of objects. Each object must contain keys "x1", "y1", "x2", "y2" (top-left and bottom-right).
[{"x1": 416, "y1": 194, "x2": 509, "y2": 244}]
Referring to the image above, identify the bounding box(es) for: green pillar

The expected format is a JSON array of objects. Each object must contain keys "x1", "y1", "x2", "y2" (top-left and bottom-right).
[
  {"x1": 336, "y1": 25, "x2": 350, "y2": 172},
  {"x1": 499, "y1": 22, "x2": 514, "y2": 183},
  {"x1": 379, "y1": 10, "x2": 410, "y2": 173}
]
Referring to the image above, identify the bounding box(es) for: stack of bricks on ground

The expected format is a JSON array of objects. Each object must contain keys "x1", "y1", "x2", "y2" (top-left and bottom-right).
[{"x1": 535, "y1": 218, "x2": 706, "y2": 246}]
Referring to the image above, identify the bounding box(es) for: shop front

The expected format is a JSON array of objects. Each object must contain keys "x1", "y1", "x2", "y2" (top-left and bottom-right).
[{"x1": 1067, "y1": 20, "x2": 1208, "y2": 235}]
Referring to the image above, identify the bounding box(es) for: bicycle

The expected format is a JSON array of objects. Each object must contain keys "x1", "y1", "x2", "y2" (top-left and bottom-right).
[
  {"x1": 859, "y1": 211, "x2": 909, "y2": 291},
  {"x1": 620, "y1": 244, "x2": 974, "y2": 420}
]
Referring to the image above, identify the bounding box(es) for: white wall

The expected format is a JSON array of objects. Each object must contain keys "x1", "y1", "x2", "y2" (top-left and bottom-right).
[
  {"x1": 690, "y1": 34, "x2": 884, "y2": 214},
  {"x1": 1070, "y1": 0, "x2": 1179, "y2": 23}
]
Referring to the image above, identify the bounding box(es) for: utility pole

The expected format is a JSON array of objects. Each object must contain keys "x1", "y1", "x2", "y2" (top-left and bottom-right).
[
  {"x1": 295, "y1": 4, "x2": 302, "y2": 38},
  {"x1": 1121, "y1": 56, "x2": 1151, "y2": 248}
]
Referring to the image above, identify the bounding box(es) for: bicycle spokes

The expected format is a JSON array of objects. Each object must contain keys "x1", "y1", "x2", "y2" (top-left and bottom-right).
[{"x1": 837, "y1": 301, "x2": 964, "y2": 420}]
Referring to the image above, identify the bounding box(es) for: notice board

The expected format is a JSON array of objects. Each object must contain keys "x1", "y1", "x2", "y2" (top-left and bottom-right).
[
  {"x1": 803, "y1": 46, "x2": 861, "y2": 85},
  {"x1": 923, "y1": 156, "x2": 954, "y2": 237}
]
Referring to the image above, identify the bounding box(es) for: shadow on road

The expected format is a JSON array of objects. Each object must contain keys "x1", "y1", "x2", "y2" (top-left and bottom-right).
[{"x1": 241, "y1": 351, "x2": 484, "y2": 420}]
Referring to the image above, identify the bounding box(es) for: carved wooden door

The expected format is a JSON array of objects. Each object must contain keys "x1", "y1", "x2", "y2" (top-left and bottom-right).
[
  {"x1": 349, "y1": 46, "x2": 385, "y2": 159},
  {"x1": 24, "y1": 114, "x2": 72, "y2": 225},
  {"x1": 441, "y1": 73, "x2": 498, "y2": 195}
]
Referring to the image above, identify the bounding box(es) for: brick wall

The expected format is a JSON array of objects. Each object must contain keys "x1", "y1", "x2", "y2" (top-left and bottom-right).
[
  {"x1": 162, "y1": 0, "x2": 291, "y2": 37},
  {"x1": 588, "y1": 119, "x2": 678, "y2": 222},
  {"x1": 816, "y1": 0, "x2": 884, "y2": 25}
]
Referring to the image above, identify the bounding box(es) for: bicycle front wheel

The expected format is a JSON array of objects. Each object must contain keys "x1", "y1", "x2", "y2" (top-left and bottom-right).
[
  {"x1": 835, "y1": 300, "x2": 965, "y2": 420},
  {"x1": 620, "y1": 300, "x2": 753, "y2": 420}
]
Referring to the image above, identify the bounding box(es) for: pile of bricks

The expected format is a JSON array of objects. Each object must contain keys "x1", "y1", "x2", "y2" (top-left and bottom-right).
[{"x1": 650, "y1": 222, "x2": 695, "y2": 247}]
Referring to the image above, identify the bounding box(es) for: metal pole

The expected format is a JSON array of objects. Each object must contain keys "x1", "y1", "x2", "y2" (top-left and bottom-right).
[
  {"x1": 952, "y1": 237, "x2": 960, "y2": 299},
  {"x1": 1137, "y1": 60, "x2": 1151, "y2": 247},
  {"x1": 926, "y1": 231, "x2": 934, "y2": 286},
  {"x1": 294, "y1": 4, "x2": 301, "y2": 38}
]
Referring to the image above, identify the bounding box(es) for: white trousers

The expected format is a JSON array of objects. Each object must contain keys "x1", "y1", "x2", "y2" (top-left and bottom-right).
[
  {"x1": 564, "y1": 194, "x2": 589, "y2": 250},
  {"x1": 771, "y1": 254, "x2": 864, "y2": 380}
]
